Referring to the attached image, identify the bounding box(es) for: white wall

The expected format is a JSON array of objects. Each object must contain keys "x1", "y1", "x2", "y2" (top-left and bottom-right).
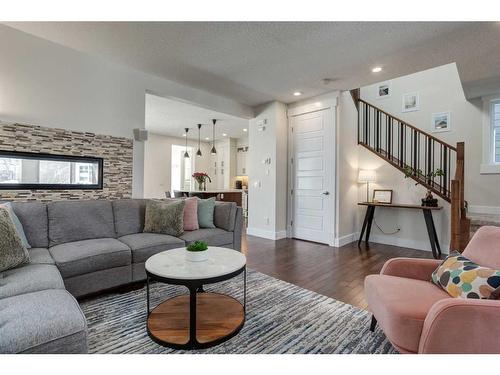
[
  {"x1": 336, "y1": 91, "x2": 360, "y2": 245},
  {"x1": 0, "y1": 25, "x2": 253, "y2": 198},
  {"x1": 247, "y1": 101, "x2": 288, "y2": 240},
  {"x1": 144, "y1": 133, "x2": 213, "y2": 198},
  {"x1": 356, "y1": 63, "x2": 488, "y2": 252}
]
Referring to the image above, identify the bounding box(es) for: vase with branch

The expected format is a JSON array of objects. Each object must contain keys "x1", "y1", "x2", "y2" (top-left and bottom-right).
[
  {"x1": 402, "y1": 165, "x2": 444, "y2": 207},
  {"x1": 192, "y1": 172, "x2": 211, "y2": 191}
]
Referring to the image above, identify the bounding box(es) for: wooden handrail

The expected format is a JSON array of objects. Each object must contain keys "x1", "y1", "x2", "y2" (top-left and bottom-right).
[{"x1": 358, "y1": 99, "x2": 457, "y2": 151}]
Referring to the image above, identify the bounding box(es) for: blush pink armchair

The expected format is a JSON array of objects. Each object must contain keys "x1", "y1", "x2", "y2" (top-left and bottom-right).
[{"x1": 364, "y1": 226, "x2": 500, "y2": 354}]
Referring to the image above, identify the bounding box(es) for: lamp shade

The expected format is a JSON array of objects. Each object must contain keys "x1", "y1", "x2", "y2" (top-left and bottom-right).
[{"x1": 358, "y1": 169, "x2": 376, "y2": 183}]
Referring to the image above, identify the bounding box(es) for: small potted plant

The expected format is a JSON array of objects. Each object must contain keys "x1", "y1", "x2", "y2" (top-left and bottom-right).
[
  {"x1": 403, "y1": 165, "x2": 444, "y2": 207},
  {"x1": 185, "y1": 240, "x2": 209, "y2": 262}
]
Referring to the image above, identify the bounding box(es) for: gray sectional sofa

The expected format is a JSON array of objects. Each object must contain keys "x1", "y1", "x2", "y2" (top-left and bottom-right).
[{"x1": 0, "y1": 199, "x2": 243, "y2": 354}]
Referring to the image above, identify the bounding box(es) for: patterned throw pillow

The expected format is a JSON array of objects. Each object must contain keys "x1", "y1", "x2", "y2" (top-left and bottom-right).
[
  {"x1": 143, "y1": 199, "x2": 185, "y2": 237},
  {"x1": 0, "y1": 202, "x2": 31, "y2": 249},
  {"x1": 431, "y1": 251, "x2": 500, "y2": 299},
  {"x1": 0, "y1": 207, "x2": 30, "y2": 272}
]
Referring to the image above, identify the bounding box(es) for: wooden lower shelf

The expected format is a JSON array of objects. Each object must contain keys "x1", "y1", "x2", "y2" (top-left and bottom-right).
[{"x1": 147, "y1": 292, "x2": 244, "y2": 345}]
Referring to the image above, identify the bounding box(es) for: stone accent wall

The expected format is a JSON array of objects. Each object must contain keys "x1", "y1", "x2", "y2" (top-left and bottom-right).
[{"x1": 0, "y1": 123, "x2": 133, "y2": 202}]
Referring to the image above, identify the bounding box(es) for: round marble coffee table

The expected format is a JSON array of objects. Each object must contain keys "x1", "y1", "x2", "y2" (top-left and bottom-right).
[{"x1": 145, "y1": 246, "x2": 247, "y2": 350}]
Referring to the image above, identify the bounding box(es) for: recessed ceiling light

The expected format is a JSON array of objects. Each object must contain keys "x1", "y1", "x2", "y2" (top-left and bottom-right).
[
  {"x1": 293, "y1": 91, "x2": 302, "y2": 96},
  {"x1": 243, "y1": 128, "x2": 247, "y2": 132},
  {"x1": 372, "y1": 67, "x2": 382, "y2": 73},
  {"x1": 182, "y1": 134, "x2": 187, "y2": 137},
  {"x1": 222, "y1": 133, "x2": 227, "y2": 137},
  {"x1": 205, "y1": 137, "x2": 210, "y2": 140}
]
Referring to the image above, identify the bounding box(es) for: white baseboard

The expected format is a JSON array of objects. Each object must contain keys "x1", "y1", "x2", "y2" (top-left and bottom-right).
[
  {"x1": 367, "y1": 234, "x2": 450, "y2": 254},
  {"x1": 468, "y1": 205, "x2": 500, "y2": 215},
  {"x1": 333, "y1": 232, "x2": 359, "y2": 247},
  {"x1": 247, "y1": 227, "x2": 287, "y2": 240}
]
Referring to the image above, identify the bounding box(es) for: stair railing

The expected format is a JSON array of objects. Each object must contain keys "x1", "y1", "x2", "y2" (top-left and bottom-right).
[{"x1": 357, "y1": 99, "x2": 456, "y2": 202}]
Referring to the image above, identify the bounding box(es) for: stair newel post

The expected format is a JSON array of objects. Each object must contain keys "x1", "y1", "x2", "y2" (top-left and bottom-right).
[{"x1": 450, "y1": 179, "x2": 461, "y2": 252}]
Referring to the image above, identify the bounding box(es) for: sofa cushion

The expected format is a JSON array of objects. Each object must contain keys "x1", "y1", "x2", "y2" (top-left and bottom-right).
[
  {"x1": 0, "y1": 207, "x2": 30, "y2": 272},
  {"x1": 179, "y1": 228, "x2": 233, "y2": 247},
  {"x1": 431, "y1": 251, "x2": 500, "y2": 299},
  {"x1": 28, "y1": 248, "x2": 55, "y2": 265},
  {"x1": 144, "y1": 199, "x2": 185, "y2": 237},
  {"x1": 0, "y1": 289, "x2": 87, "y2": 353},
  {"x1": 10, "y1": 202, "x2": 49, "y2": 248},
  {"x1": 0, "y1": 264, "x2": 64, "y2": 299},
  {"x1": 12, "y1": 202, "x2": 49, "y2": 247},
  {"x1": 119, "y1": 233, "x2": 185, "y2": 263},
  {"x1": 214, "y1": 201, "x2": 237, "y2": 231},
  {"x1": 112, "y1": 199, "x2": 146, "y2": 237},
  {"x1": 365, "y1": 274, "x2": 450, "y2": 353},
  {"x1": 49, "y1": 238, "x2": 131, "y2": 278},
  {"x1": 48, "y1": 200, "x2": 116, "y2": 246}
]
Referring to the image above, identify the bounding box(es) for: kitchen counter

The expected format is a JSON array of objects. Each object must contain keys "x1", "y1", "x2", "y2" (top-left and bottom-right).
[
  {"x1": 176, "y1": 189, "x2": 246, "y2": 193},
  {"x1": 174, "y1": 189, "x2": 246, "y2": 206}
]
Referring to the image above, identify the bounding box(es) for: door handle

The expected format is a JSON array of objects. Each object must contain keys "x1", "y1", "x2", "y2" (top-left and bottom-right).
[{"x1": 322, "y1": 191, "x2": 330, "y2": 195}]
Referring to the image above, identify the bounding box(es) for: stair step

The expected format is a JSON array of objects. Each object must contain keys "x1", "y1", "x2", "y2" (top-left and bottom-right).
[{"x1": 469, "y1": 213, "x2": 500, "y2": 236}]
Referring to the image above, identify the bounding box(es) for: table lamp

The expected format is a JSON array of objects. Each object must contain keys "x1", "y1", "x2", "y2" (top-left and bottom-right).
[{"x1": 358, "y1": 169, "x2": 376, "y2": 202}]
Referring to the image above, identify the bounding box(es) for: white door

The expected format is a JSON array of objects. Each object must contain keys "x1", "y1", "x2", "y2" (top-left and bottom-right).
[{"x1": 290, "y1": 107, "x2": 335, "y2": 244}]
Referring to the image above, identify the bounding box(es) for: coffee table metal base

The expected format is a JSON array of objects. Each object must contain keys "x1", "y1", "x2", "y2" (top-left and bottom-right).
[{"x1": 146, "y1": 267, "x2": 246, "y2": 350}]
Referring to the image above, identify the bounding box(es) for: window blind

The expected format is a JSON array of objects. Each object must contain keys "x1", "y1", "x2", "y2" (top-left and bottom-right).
[{"x1": 493, "y1": 101, "x2": 500, "y2": 163}]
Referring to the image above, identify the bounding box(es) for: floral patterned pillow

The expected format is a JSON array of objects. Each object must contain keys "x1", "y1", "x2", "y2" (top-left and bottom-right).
[{"x1": 431, "y1": 251, "x2": 500, "y2": 299}]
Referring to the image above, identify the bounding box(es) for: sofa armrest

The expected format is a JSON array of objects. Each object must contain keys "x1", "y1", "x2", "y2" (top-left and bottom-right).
[
  {"x1": 381, "y1": 257, "x2": 441, "y2": 281},
  {"x1": 418, "y1": 298, "x2": 500, "y2": 353},
  {"x1": 233, "y1": 207, "x2": 243, "y2": 251}
]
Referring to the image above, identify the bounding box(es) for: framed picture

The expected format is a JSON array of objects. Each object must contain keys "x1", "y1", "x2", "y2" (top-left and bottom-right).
[
  {"x1": 372, "y1": 189, "x2": 393, "y2": 204},
  {"x1": 431, "y1": 112, "x2": 451, "y2": 133},
  {"x1": 376, "y1": 82, "x2": 391, "y2": 99},
  {"x1": 402, "y1": 92, "x2": 419, "y2": 112}
]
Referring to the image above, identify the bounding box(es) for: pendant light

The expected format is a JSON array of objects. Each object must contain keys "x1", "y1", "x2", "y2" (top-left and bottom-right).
[
  {"x1": 196, "y1": 124, "x2": 202, "y2": 157},
  {"x1": 184, "y1": 128, "x2": 190, "y2": 158},
  {"x1": 210, "y1": 119, "x2": 217, "y2": 155}
]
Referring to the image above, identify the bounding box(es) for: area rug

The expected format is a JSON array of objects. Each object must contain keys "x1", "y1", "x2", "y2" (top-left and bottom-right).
[{"x1": 80, "y1": 269, "x2": 396, "y2": 354}]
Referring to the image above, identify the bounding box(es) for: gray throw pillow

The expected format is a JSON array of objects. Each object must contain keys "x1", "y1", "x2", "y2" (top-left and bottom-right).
[
  {"x1": 144, "y1": 199, "x2": 185, "y2": 237},
  {"x1": 197, "y1": 197, "x2": 216, "y2": 228},
  {"x1": 0, "y1": 207, "x2": 30, "y2": 272},
  {"x1": 0, "y1": 202, "x2": 31, "y2": 249}
]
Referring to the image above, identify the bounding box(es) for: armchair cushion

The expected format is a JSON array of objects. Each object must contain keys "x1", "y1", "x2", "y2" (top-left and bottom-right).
[
  {"x1": 431, "y1": 251, "x2": 500, "y2": 299},
  {"x1": 365, "y1": 274, "x2": 449, "y2": 353}
]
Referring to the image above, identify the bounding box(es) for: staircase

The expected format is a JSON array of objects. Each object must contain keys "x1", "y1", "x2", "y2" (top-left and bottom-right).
[{"x1": 352, "y1": 93, "x2": 470, "y2": 251}]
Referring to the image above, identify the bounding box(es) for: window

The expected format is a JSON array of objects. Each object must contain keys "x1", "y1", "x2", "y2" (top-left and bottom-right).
[
  {"x1": 492, "y1": 100, "x2": 500, "y2": 163},
  {"x1": 481, "y1": 96, "x2": 500, "y2": 174},
  {"x1": 171, "y1": 145, "x2": 194, "y2": 193},
  {"x1": 0, "y1": 151, "x2": 103, "y2": 190}
]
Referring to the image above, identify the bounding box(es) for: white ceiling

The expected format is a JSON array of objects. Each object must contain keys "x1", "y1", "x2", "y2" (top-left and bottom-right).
[
  {"x1": 145, "y1": 93, "x2": 249, "y2": 141},
  {"x1": 4, "y1": 22, "x2": 500, "y2": 104}
]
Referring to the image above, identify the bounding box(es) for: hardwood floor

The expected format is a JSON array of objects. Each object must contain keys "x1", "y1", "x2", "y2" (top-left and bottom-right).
[{"x1": 241, "y1": 234, "x2": 434, "y2": 309}]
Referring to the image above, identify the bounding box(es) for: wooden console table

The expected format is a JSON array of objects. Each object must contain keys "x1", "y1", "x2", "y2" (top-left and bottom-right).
[{"x1": 358, "y1": 202, "x2": 443, "y2": 259}]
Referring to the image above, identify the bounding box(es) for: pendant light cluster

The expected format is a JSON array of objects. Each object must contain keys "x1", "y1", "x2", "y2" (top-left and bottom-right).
[
  {"x1": 183, "y1": 128, "x2": 190, "y2": 158},
  {"x1": 184, "y1": 118, "x2": 218, "y2": 158},
  {"x1": 210, "y1": 119, "x2": 217, "y2": 155}
]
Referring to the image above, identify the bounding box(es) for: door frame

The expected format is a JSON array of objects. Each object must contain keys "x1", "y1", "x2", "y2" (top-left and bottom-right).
[{"x1": 286, "y1": 98, "x2": 338, "y2": 246}]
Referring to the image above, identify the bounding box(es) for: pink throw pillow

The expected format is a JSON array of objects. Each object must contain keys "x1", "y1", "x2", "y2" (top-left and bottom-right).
[{"x1": 183, "y1": 197, "x2": 199, "y2": 231}]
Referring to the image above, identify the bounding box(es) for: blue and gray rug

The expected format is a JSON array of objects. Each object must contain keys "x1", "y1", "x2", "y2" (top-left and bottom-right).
[{"x1": 80, "y1": 269, "x2": 396, "y2": 354}]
